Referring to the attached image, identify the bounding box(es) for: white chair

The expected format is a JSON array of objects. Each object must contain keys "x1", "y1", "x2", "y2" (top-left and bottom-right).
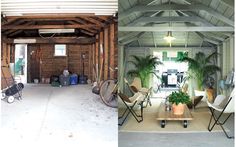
[
  {"x1": 207, "y1": 88, "x2": 235, "y2": 139},
  {"x1": 118, "y1": 92, "x2": 145, "y2": 126}
]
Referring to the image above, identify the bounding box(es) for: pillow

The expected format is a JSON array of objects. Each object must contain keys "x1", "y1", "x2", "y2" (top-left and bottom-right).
[
  {"x1": 206, "y1": 88, "x2": 215, "y2": 103},
  {"x1": 130, "y1": 86, "x2": 139, "y2": 93}
]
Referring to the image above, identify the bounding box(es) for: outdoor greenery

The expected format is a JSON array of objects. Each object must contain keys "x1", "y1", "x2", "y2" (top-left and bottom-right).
[
  {"x1": 177, "y1": 52, "x2": 221, "y2": 90},
  {"x1": 168, "y1": 91, "x2": 191, "y2": 105},
  {"x1": 127, "y1": 55, "x2": 163, "y2": 88}
]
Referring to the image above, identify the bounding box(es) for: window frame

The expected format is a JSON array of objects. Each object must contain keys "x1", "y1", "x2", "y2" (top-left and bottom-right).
[{"x1": 54, "y1": 44, "x2": 67, "y2": 56}]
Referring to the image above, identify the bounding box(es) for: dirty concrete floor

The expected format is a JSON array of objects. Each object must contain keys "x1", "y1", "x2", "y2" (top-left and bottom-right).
[{"x1": 1, "y1": 84, "x2": 117, "y2": 147}]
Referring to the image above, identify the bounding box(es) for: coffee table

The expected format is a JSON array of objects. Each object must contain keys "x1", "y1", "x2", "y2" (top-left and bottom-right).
[{"x1": 156, "y1": 102, "x2": 193, "y2": 128}]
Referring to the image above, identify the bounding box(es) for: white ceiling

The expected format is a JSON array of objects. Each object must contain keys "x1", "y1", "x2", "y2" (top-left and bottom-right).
[
  {"x1": 1, "y1": 0, "x2": 118, "y2": 16},
  {"x1": 118, "y1": 0, "x2": 234, "y2": 47}
]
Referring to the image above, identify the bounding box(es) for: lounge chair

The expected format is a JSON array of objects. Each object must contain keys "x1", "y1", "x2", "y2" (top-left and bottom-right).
[
  {"x1": 118, "y1": 92, "x2": 145, "y2": 126},
  {"x1": 124, "y1": 77, "x2": 152, "y2": 107},
  {"x1": 207, "y1": 88, "x2": 235, "y2": 139}
]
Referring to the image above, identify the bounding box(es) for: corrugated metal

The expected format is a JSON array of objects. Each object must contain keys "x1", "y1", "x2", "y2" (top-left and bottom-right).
[{"x1": 1, "y1": 0, "x2": 118, "y2": 16}]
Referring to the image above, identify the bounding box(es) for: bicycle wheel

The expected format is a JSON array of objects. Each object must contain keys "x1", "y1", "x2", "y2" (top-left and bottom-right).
[{"x1": 99, "y1": 79, "x2": 118, "y2": 108}]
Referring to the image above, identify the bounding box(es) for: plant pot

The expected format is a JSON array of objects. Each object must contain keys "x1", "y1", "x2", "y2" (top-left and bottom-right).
[
  {"x1": 172, "y1": 103, "x2": 185, "y2": 115},
  {"x1": 194, "y1": 90, "x2": 206, "y2": 102}
]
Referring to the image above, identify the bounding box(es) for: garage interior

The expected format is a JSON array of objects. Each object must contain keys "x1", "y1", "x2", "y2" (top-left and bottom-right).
[{"x1": 1, "y1": 0, "x2": 118, "y2": 146}]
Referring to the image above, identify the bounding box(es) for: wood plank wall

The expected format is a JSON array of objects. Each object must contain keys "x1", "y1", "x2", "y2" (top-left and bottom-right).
[
  {"x1": 1, "y1": 42, "x2": 13, "y2": 89},
  {"x1": 91, "y1": 22, "x2": 118, "y2": 83},
  {"x1": 27, "y1": 44, "x2": 93, "y2": 82}
]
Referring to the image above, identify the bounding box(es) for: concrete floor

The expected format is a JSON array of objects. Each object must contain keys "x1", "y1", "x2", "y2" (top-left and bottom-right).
[
  {"x1": 119, "y1": 98, "x2": 235, "y2": 147},
  {"x1": 1, "y1": 84, "x2": 118, "y2": 147}
]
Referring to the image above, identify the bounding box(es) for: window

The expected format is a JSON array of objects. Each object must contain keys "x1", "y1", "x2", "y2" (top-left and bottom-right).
[{"x1": 54, "y1": 44, "x2": 66, "y2": 56}]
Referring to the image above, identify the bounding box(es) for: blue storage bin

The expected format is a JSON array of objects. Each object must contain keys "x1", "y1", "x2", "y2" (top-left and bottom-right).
[{"x1": 70, "y1": 74, "x2": 78, "y2": 85}]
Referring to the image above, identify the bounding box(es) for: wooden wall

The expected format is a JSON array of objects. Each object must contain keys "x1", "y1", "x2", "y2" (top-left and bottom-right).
[
  {"x1": 27, "y1": 44, "x2": 93, "y2": 83},
  {"x1": 1, "y1": 42, "x2": 13, "y2": 89},
  {"x1": 92, "y1": 22, "x2": 118, "y2": 83}
]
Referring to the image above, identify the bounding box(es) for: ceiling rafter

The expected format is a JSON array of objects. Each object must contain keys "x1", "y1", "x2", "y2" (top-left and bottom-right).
[
  {"x1": 119, "y1": 3, "x2": 234, "y2": 26},
  {"x1": 2, "y1": 24, "x2": 100, "y2": 30},
  {"x1": 195, "y1": 32, "x2": 220, "y2": 45},
  {"x1": 128, "y1": 16, "x2": 216, "y2": 26},
  {"x1": 119, "y1": 26, "x2": 234, "y2": 32}
]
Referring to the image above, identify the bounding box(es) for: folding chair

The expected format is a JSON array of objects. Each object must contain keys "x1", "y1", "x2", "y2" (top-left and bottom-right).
[
  {"x1": 118, "y1": 92, "x2": 145, "y2": 126},
  {"x1": 124, "y1": 77, "x2": 152, "y2": 107},
  {"x1": 207, "y1": 88, "x2": 235, "y2": 139}
]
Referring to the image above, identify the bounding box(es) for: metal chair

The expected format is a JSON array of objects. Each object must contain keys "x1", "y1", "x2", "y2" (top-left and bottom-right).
[
  {"x1": 118, "y1": 92, "x2": 145, "y2": 126},
  {"x1": 207, "y1": 88, "x2": 235, "y2": 139}
]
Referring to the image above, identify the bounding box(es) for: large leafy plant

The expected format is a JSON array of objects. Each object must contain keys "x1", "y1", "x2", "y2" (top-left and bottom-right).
[
  {"x1": 127, "y1": 55, "x2": 163, "y2": 88},
  {"x1": 177, "y1": 52, "x2": 220, "y2": 90},
  {"x1": 168, "y1": 91, "x2": 191, "y2": 105}
]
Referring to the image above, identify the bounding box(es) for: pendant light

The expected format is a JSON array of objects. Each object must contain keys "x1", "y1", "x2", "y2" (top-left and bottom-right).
[{"x1": 163, "y1": 0, "x2": 175, "y2": 46}]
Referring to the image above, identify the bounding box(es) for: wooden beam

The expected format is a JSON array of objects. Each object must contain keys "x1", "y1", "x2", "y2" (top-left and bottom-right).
[
  {"x1": 119, "y1": 4, "x2": 234, "y2": 26},
  {"x1": 109, "y1": 23, "x2": 115, "y2": 79},
  {"x1": 176, "y1": 11, "x2": 214, "y2": 26},
  {"x1": 129, "y1": 16, "x2": 215, "y2": 25},
  {"x1": 118, "y1": 32, "x2": 139, "y2": 41},
  {"x1": 219, "y1": 0, "x2": 234, "y2": 9},
  {"x1": 3, "y1": 37, "x2": 96, "y2": 44},
  {"x1": 5, "y1": 21, "x2": 34, "y2": 36},
  {"x1": 127, "y1": 47, "x2": 215, "y2": 50},
  {"x1": 2, "y1": 24, "x2": 100, "y2": 30},
  {"x1": 118, "y1": 26, "x2": 234, "y2": 32},
  {"x1": 104, "y1": 27, "x2": 109, "y2": 80},
  {"x1": 78, "y1": 16, "x2": 106, "y2": 26},
  {"x1": 204, "y1": 33, "x2": 226, "y2": 41},
  {"x1": 95, "y1": 34, "x2": 99, "y2": 81},
  {"x1": 99, "y1": 31, "x2": 104, "y2": 81},
  {"x1": 67, "y1": 20, "x2": 95, "y2": 36},
  {"x1": 195, "y1": 32, "x2": 219, "y2": 45}
]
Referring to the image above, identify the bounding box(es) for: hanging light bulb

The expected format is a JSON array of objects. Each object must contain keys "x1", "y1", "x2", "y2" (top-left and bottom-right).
[{"x1": 163, "y1": 31, "x2": 176, "y2": 43}]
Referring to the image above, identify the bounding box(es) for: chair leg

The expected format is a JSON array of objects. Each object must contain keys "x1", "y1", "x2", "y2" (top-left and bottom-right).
[
  {"x1": 208, "y1": 107, "x2": 234, "y2": 139},
  {"x1": 118, "y1": 100, "x2": 144, "y2": 126}
]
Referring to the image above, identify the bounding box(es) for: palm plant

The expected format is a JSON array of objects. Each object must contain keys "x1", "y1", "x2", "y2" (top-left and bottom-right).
[
  {"x1": 127, "y1": 55, "x2": 163, "y2": 88},
  {"x1": 177, "y1": 52, "x2": 220, "y2": 90}
]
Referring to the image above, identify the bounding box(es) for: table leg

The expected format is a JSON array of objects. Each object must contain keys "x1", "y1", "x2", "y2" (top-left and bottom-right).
[
  {"x1": 161, "y1": 120, "x2": 166, "y2": 128},
  {"x1": 183, "y1": 120, "x2": 188, "y2": 128}
]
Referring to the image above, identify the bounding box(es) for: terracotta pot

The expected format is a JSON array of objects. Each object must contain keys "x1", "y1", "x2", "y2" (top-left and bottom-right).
[{"x1": 172, "y1": 103, "x2": 185, "y2": 115}]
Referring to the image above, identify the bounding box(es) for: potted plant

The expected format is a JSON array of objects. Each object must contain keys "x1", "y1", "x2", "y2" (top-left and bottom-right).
[
  {"x1": 168, "y1": 91, "x2": 191, "y2": 115},
  {"x1": 177, "y1": 52, "x2": 220, "y2": 99},
  {"x1": 127, "y1": 55, "x2": 163, "y2": 88}
]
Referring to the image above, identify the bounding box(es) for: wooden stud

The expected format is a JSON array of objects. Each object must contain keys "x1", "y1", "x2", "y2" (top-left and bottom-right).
[
  {"x1": 109, "y1": 23, "x2": 115, "y2": 79},
  {"x1": 104, "y1": 27, "x2": 109, "y2": 80}
]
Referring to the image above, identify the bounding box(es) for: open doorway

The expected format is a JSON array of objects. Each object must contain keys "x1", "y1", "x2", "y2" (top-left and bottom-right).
[
  {"x1": 152, "y1": 50, "x2": 188, "y2": 97},
  {"x1": 14, "y1": 44, "x2": 27, "y2": 83}
]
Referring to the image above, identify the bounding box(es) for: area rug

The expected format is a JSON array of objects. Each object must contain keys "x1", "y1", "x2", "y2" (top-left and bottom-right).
[{"x1": 119, "y1": 100, "x2": 229, "y2": 133}]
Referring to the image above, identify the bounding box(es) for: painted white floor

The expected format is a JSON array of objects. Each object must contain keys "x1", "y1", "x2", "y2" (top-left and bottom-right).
[{"x1": 1, "y1": 84, "x2": 118, "y2": 147}]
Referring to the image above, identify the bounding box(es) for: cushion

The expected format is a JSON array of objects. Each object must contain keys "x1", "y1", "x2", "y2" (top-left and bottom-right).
[
  {"x1": 206, "y1": 88, "x2": 215, "y2": 103},
  {"x1": 118, "y1": 93, "x2": 131, "y2": 103},
  {"x1": 130, "y1": 86, "x2": 139, "y2": 93}
]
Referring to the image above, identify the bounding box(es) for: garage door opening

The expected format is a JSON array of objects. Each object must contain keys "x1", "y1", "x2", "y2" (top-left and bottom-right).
[{"x1": 152, "y1": 50, "x2": 188, "y2": 97}]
